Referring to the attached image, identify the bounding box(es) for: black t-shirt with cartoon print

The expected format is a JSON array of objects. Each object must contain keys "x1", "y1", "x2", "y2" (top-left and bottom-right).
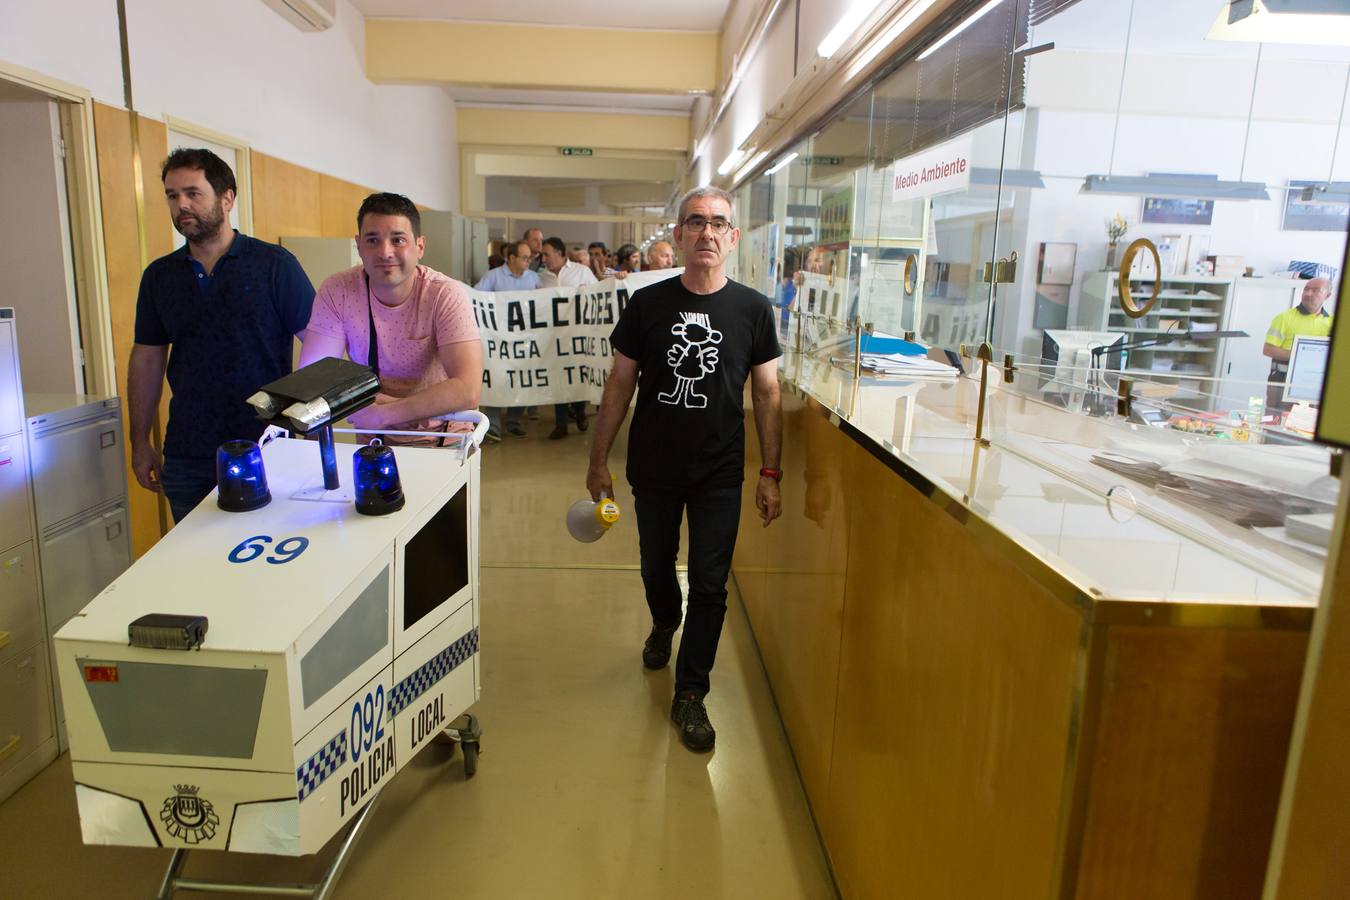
[{"x1": 610, "y1": 275, "x2": 781, "y2": 490}]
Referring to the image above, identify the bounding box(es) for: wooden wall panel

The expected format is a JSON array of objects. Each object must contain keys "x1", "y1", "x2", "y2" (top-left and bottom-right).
[
  {"x1": 1268, "y1": 487, "x2": 1350, "y2": 899},
  {"x1": 825, "y1": 437, "x2": 1081, "y2": 900},
  {"x1": 1075, "y1": 626, "x2": 1306, "y2": 900},
  {"x1": 251, "y1": 152, "x2": 321, "y2": 245},
  {"x1": 92, "y1": 103, "x2": 175, "y2": 559},
  {"x1": 736, "y1": 393, "x2": 849, "y2": 814},
  {"x1": 318, "y1": 175, "x2": 372, "y2": 238}
]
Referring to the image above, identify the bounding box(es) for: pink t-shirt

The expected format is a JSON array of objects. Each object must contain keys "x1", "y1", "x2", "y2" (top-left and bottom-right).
[{"x1": 307, "y1": 265, "x2": 479, "y2": 438}]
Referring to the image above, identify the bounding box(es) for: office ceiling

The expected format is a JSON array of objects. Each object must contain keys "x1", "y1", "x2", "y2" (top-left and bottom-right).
[
  {"x1": 448, "y1": 87, "x2": 696, "y2": 113},
  {"x1": 350, "y1": 0, "x2": 731, "y2": 32}
]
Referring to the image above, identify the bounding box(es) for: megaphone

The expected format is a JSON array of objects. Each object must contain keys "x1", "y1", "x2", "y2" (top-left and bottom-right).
[{"x1": 566, "y1": 497, "x2": 621, "y2": 543}]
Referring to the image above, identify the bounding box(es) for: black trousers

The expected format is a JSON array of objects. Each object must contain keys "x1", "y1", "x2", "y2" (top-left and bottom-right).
[{"x1": 633, "y1": 483, "x2": 743, "y2": 697}]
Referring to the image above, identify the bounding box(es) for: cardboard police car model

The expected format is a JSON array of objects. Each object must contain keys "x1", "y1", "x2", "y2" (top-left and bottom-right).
[{"x1": 53, "y1": 433, "x2": 481, "y2": 854}]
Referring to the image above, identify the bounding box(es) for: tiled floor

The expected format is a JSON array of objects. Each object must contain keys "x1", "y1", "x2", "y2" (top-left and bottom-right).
[{"x1": 0, "y1": 418, "x2": 836, "y2": 899}]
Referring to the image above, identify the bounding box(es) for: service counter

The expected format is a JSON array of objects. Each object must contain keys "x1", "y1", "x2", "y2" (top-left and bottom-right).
[{"x1": 732, "y1": 353, "x2": 1325, "y2": 900}]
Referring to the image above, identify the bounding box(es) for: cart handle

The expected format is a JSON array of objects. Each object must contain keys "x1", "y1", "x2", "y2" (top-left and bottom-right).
[{"x1": 429, "y1": 409, "x2": 491, "y2": 449}]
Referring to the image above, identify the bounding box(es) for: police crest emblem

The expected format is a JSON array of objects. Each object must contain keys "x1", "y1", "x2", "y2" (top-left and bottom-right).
[{"x1": 160, "y1": 784, "x2": 219, "y2": 844}]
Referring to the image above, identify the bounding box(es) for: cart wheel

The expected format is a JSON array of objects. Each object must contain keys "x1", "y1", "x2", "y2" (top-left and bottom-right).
[{"x1": 461, "y1": 741, "x2": 479, "y2": 778}]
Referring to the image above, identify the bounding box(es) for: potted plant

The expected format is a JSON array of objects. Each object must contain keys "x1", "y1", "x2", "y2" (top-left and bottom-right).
[{"x1": 1105, "y1": 214, "x2": 1129, "y2": 269}]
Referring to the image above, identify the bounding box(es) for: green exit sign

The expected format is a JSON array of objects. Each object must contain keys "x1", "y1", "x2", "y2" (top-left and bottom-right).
[
  {"x1": 560, "y1": 147, "x2": 593, "y2": 157},
  {"x1": 802, "y1": 155, "x2": 842, "y2": 166}
]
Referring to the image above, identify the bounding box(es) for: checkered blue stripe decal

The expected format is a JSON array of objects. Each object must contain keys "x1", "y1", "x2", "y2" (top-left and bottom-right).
[
  {"x1": 388, "y1": 628, "x2": 479, "y2": 718},
  {"x1": 296, "y1": 729, "x2": 348, "y2": 802}
]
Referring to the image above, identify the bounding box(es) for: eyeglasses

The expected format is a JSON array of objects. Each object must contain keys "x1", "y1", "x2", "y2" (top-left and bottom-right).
[{"x1": 681, "y1": 216, "x2": 733, "y2": 235}]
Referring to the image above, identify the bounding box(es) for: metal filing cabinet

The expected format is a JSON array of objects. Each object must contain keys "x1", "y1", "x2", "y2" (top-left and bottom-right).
[
  {"x1": 25, "y1": 393, "x2": 132, "y2": 749},
  {"x1": 0, "y1": 309, "x2": 57, "y2": 804}
]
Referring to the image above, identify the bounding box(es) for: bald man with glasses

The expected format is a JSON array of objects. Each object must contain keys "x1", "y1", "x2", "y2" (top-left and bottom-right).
[{"x1": 586, "y1": 186, "x2": 783, "y2": 752}]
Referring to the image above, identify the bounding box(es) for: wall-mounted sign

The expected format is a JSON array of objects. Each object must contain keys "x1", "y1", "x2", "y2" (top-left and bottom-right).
[
  {"x1": 559, "y1": 147, "x2": 593, "y2": 157},
  {"x1": 892, "y1": 135, "x2": 973, "y2": 202},
  {"x1": 802, "y1": 156, "x2": 842, "y2": 166}
]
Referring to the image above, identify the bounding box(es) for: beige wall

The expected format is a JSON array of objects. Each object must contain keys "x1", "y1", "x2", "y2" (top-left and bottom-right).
[{"x1": 0, "y1": 97, "x2": 81, "y2": 394}]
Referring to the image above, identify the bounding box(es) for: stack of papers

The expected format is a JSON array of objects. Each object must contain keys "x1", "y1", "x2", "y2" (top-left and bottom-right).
[
  {"x1": 1285, "y1": 513, "x2": 1334, "y2": 548},
  {"x1": 832, "y1": 352, "x2": 960, "y2": 378}
]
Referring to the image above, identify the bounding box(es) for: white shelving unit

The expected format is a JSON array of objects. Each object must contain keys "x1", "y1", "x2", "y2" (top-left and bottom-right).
[{"x1": 1078, "y1": 272, "x2": 1235, "y2": 408}]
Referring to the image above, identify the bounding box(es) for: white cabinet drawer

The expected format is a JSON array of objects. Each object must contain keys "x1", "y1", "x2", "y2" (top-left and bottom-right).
[
  {"x1": 0, "y1": 543, "x2": 42, "y2": 657},
  {"x1": 0, "y1": 437, "x2": 33, "y2": 553},
  {"x1": 0, "y1": 642, "x2": 55, "y2": 782}
]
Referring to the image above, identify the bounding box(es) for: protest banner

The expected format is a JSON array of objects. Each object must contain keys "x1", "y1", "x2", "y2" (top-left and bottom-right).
[{"x1": 472, "y1": 268, "x2": 681, "y2": 406}]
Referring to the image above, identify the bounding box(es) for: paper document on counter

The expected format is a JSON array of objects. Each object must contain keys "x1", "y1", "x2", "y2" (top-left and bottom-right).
[{"x1": 832, "y1": 352, "x2": 960, "y2": 378}]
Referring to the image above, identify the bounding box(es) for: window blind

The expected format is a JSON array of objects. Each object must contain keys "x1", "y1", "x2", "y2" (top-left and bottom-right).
[{"x1": 869, "y1": 0, "x2": 1028, "y2": 169}]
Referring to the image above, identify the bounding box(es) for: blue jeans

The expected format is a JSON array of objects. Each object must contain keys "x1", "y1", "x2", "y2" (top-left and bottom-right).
[
  {"x1": 554, "y1": 402, "x2": 586, "y2": 428},
  {"x1": 632, "y1": 483, "x2": 743, "y2": 697},
  {"x1": 485, "y1": 407, "x2": 522, "y2": 434},
  {"x1": 160, "y1": 456, "x2": 219, "y2": 523}
]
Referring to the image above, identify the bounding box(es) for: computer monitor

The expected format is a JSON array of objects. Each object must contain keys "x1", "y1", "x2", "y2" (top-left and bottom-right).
[
  {"x1": 1283, "y1": 335, "x2": 1330, "y2": 404},
  {"x1": 1041, "y1": 330, "x2": 1126, "y2": 389}
]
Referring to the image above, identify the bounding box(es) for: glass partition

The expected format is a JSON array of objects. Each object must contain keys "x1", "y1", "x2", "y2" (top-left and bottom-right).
[{"x1": 735, "y1": 0, "x2": 1347, "y2": 599}]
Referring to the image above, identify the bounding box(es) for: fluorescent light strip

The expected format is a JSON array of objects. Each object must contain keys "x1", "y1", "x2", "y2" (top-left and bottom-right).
[
  {"x1": 718, "y1": 148, "x2": 749, "y2": 176},
  {"x1": 818, "y1": 0, "x2": 886, "y2": 59},
  {"x1": 766, "y1": 152, "x2": 799, "y2": 175},
  {"x1": 734, "y1": 151, "x2": 770, "y2": 184},
  {"x1": 917, "y1": 0, "x2": 1001, "y2": 61},
  {"x1": 846, "y1": 0, "x2": 940, "y2": 81}
]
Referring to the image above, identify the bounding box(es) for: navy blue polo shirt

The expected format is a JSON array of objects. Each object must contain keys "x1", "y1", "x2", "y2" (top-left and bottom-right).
[{"x1": 134, "y1": 232, "x2": 314, "y2": 460}]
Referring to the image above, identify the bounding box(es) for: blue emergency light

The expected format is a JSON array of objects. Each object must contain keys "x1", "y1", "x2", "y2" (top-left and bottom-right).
[
  {"x1": 216, "y1": 440, "x2": 271, "y2": 511},
  {"x1": 353, "y1": 441, "x2": 404, "y2": 516}
]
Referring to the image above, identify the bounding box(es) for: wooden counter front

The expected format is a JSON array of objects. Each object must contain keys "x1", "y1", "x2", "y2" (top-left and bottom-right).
[{"x1": 734, "y1": 387, "x2": 1309, "y2": 900}]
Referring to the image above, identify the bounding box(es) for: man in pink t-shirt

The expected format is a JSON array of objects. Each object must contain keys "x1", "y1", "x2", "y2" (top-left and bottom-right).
[{"x1": 299, "y1": 193, "x2": 483, "y2": 443}]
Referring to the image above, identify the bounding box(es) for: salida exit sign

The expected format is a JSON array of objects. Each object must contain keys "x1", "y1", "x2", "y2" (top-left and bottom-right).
[{"x1": 560, "y1": 147, "x2": 593, "y2": 156}]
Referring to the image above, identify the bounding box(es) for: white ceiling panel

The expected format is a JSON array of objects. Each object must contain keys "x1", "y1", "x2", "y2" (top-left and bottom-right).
[{"x1": 352, "y1": 0, "x2": 731, "y2": 32}]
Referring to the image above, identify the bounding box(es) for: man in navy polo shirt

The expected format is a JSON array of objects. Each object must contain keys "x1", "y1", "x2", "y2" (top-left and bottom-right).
[{"x1": 128, "y1": 148, "x2": 314, "y2": 523}]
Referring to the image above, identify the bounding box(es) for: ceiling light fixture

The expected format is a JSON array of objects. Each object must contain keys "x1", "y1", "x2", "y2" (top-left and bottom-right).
[
  {"x1": 766, "y1": 152, "x2": 799, "y2": 175},
  {"x1": 718, "y1": 148, "x2": 749, "y2": 176},
  {"x1": 917, "y1": 0, "x2": 1001, "y2": 61},
  {"x1": 734, "y1": 151, "x2": 770, "y2": 185},
  {"x1": 818, "y1": 0, "x2": 887, "y2": 59},
  {"x1": 1208, "y1": 0, "x2": 1350, "y2": 46},
  {"x1": 1079, "y1": 173, "x2": 1269, "y2": 201},
  {"x1": 846, "y1": 0, "x2": 940, "y2": 80}
]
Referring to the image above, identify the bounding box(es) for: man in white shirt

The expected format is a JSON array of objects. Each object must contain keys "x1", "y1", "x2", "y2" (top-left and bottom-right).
[
  {"x1": 538, "y1": 236, "x2": 598, "y2": 289},
  {"x1": 646, "y1": 240, "x2": 675, "y2": 270},
  {"x1": 537, "y1": 236, "x2": 596, "y2": 438}
]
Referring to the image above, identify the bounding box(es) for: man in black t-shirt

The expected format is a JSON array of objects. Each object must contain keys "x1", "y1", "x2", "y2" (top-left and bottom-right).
[{"x1": 587, "y1": 187, "x2": 783, "y2": 752}]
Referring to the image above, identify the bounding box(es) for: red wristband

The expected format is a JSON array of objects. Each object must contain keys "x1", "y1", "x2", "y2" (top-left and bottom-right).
[{"x1": 759, "y1": 467, "x2": 783, "y2": 482}]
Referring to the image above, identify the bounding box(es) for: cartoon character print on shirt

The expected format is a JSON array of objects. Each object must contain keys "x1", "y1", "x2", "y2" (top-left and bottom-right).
[{"x1": 658, "y1": 312, "x2": 722, "y2": 408}]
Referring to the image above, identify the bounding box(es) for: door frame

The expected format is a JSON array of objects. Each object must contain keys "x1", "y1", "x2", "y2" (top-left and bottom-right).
[{"x1": 0, "y1": 60, "x2": 115, "y2": 396}]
